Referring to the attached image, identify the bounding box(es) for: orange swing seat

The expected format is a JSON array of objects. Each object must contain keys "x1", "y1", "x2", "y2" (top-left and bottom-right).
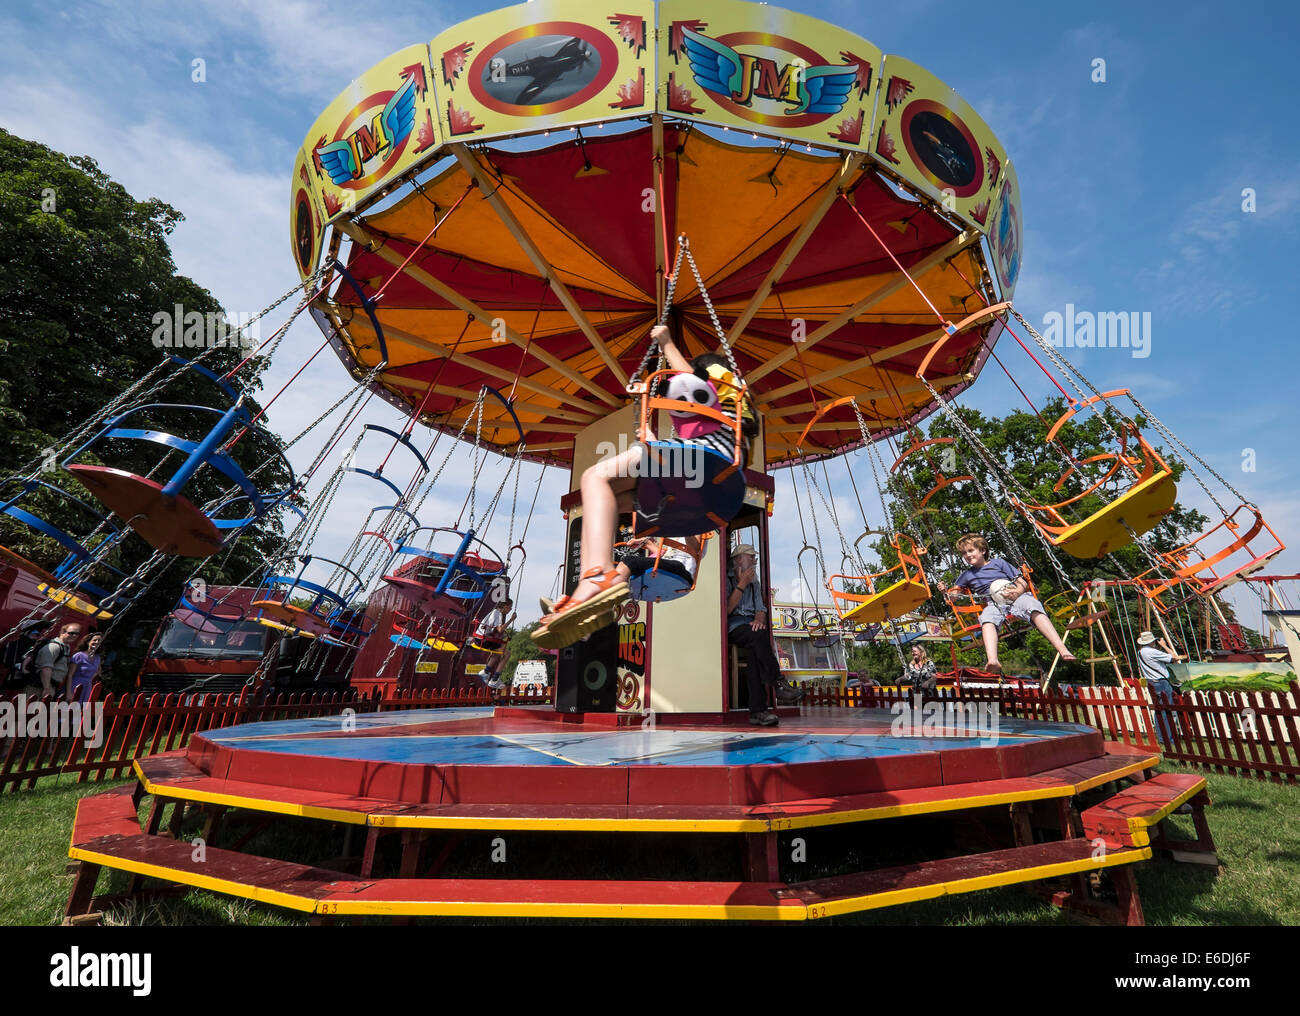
[
  {"x1": 1013, "y1": 392, "x2": 1177, "y2": 559},
  {"x1": 827, "y1": 532, "x2": 930, "y2": 626},
  {"x1": 1138, "y1": 503, "x2": 1284, "y2": 611}
]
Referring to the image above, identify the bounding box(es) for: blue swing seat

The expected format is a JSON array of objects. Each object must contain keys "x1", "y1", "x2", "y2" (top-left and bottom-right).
[
  {"x1": 0, "y1": 479, "x2": 139, "y2": 617},
  {"x1": 251, "y1": 555, "x2": 367, "y2": 644},
  {"x1": 64, "y1": 366, "x2": 296, "y2": 557},
  {"x1": 382, "y1": 527, "x2": 506, "y2": 617}
]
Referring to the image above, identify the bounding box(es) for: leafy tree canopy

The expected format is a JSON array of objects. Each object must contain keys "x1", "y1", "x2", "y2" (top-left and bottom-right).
[{"x1": 0, "y1": 130, "x2": 293, "y2": 685}]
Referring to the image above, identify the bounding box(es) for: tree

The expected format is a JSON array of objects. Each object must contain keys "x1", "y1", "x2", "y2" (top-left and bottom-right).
[
  {"x1": 0, "y1": 130, "x2": 293, "y2": 686},
  {"x1": 503, "y1": 623, "x2": 553, "y2": 683}
]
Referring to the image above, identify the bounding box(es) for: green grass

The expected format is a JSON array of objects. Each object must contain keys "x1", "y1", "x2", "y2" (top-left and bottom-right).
[{"x1": 2, "y1": 763, "x2": 1296, "y2": 926}]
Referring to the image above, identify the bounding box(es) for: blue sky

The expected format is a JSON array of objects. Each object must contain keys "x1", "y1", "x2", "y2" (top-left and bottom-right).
[{"x1": 2, "y1": 0, "x2": 1297, "y2": 633}]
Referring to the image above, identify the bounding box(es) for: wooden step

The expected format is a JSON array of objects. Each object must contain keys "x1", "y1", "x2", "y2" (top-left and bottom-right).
[
  {"x1": 1081, "y1": 772, "x2": 1207, "y2": 847},
  {"x1": 132, "y1": 750, "x2": 1159, "y2": 834},
  {"x1": 787, "y1": 838, "x2": 1148, "y2": 919},
  {"x1": 71, "y1": 785, "x2": 141, "y2": 842},
  {"x1": 69, "y1": 830, "x2": 798, "y2": 919},
  {"x1": 69, "y1": 827, "x2": 1148, "y2": 921}
]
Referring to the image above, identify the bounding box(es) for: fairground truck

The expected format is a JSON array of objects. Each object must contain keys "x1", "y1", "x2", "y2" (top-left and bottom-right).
[{"x1": 134, "y1": 585, "x2": 355, "y2": 696}]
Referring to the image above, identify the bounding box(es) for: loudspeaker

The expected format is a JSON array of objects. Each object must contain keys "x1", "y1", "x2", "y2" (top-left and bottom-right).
[{"x1": 555, "y1": 622, "x2": 619, "y2": 713}]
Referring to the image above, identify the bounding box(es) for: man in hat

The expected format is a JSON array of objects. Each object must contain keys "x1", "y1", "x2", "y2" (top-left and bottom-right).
[
  {"x1": 727, "y1": 542, "x2": 801, "y2": 726},
  {"x1": 1137, "y1": 631, "x2": 1186, "y2": 744}
]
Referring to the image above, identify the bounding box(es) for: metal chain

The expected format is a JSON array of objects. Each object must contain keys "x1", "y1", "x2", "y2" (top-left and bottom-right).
[
  {"x1": 861, "y1": 429, "x2": 897, "y2": 541},
  {"x1": 14, "y1": 259, "x2": 335, "y2": 483},
  {"x1": 681, "y1": 240, "x2": 743, "y2": 383},
  {"x1": 799, "y1": 464, "x2": 830, "y2": 586},
  {"x1": 629, "y1": 242, "x2": 686, "y2": 387},
  {"x1": 919, "y1": 377, "x2": 1077, "y2": 592},
  {"x1": 1124, "y1": 390, "x2": 1242, "y2": 515},
  {"x1": 1006, "y1": 305, "x2": 1126, "y2": 446}
]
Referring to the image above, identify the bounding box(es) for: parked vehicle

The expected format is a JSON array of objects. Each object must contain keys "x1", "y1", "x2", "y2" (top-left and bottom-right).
[{"x1": 136, "y1": 586, "x2": 354, "y2": 695}]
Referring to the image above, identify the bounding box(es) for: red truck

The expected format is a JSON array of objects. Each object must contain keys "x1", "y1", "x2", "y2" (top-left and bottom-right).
[
  {"x1": 135, "y1": 586, "x2": 355, "y2": 695},
  {"x1": 137, "y1": 568, "x2": 508, "y2": 698}
]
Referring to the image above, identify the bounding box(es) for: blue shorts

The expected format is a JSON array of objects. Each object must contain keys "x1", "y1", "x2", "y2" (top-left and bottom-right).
[{"x1": 979, "y1": 593, "x2": 1045, "y2": 628}]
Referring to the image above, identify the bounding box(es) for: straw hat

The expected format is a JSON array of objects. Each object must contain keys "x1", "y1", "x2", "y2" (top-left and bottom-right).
[{"x1": 1137, "y1": 631, "x2": 1157, "y2": 646}]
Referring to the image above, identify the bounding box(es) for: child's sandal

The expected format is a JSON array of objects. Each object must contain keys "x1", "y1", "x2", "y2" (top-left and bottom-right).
[{"x1": 531, "y1": 567, "x2": 628, "y2": 648}]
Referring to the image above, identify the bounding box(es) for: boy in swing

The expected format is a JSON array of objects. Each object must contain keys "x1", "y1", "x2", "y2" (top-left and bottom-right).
[
  {"x1": 533, "y1": 324, "x2": 757, "y2": 649},
  {"x1": 940, "y1": 533, "x2": 1075, "y2": 674}
]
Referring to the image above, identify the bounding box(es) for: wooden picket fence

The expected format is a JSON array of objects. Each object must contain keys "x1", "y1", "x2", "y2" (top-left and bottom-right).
[
  {"x1": 803, "y1": 681, "x2": 1300, "y2": 784},
  {"x1": 0, "y1": 683, "x2": 553, "y2": 792},
  {"x1": 2, "y1": 679, "x2": 1296, "y2": 791}
]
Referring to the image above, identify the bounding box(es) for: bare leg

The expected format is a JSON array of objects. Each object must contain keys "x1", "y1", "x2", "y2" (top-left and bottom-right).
[
  {"x1": 570, "y1": 448, "x2": 640, "y2": 604},
  {"x1": 1032, "y1": 611, "x2": 1076, "y2": 660},
  {"x1": 981, "y1": 622, "x2": 1001, "y2": 669}
]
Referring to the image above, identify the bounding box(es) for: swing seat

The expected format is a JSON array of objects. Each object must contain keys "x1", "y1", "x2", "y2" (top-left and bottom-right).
[
  {"x1": 633, "y1": 442, "x2": 744, "y2": 538},
  {"x1": 251, "y1": 598, "x2": 333, "y2": 639},
  {"x1": 381, "y1": 529, "x2": 506, "y2": 615},
  {"x1": 1139, "y1": 504, "x2": 1285, "y2": 610},
  {"x1": 628, "y1": 565, "x2": 693, "y2": 604},
  {"x1": 827, "y1": 532, "x2": 930, "y2": 626},
  {"x1": 389, "y1": 609, "x2": 461, "y2": 652},
  {"x1": 66, "y1": 465, "x2": 223, "y2": 558},
  {"x1": 837, "y1": 577, "x2": 931, "y2": 625},
  {"x1": 383, "y1": 573, "x2": 460, "y2": 615},
  {"x1": 256, "y1": 617, "x2": 319, "y2": 640},
  {"x1": 468, "y1": 634, "x2": 505, "y2": 655},
  {"x1": 35, "y1": 583, "x2": 114, "y2": 620},
  {"x1": 0, "y1": 545, "x2": 61, "y2": 588},
  {"x1": 1040, "y1": 468, "x2": 1177, "y2": 559},
  {"x1": 852, "y1": 624, "x2": 881, "y2": 643},
  {"x1": 389, "y1": 632, "x2": 461, "y2": 652},
  {"x1": 62, "y1": 395, "x2": 285, "y2": 557},
  {"x1": 251, "y1": 557, "x2": 363, "y2": 642},
  {"x1": 1044, "y1": 590, "x2": 1109, "y2": 632},
  {"x1": 2, "y1": 479, "x2": 131, "y2": 610}
]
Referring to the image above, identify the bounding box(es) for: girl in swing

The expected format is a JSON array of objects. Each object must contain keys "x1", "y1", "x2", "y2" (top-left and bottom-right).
[{"x1": 533, "y1": 324, "x2": 757, "y2": 649}]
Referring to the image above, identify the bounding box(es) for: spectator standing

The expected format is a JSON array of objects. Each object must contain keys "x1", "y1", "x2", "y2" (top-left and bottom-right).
[
  {"x1": 1136, "y1": 631, "x2": 1186, "y2": 744},
  {"x1": 68, "y1": 632, "x2": 103, "y2": 703}
]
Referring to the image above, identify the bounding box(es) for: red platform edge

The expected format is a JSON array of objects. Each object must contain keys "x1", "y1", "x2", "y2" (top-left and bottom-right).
[{"x1": 186, "y1": 708, "x2": 1104, "y2": 809}]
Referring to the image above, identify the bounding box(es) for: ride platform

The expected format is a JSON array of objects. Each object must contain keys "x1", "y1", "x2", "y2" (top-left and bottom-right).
[{"x1": 65, "y1": 706, "x2": 1215, "y2": 924}]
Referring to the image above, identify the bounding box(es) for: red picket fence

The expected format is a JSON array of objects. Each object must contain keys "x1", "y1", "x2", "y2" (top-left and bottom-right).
[
  {"x1": 0, "y1": 683, "x2": 553, "y2": 792},
  {"x1": 804, "y1": 681, "x2": 1300, "y2": 784}
]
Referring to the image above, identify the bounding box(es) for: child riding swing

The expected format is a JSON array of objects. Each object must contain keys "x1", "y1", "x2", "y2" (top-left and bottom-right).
[{"x1": 533, "y1": 239, "x2": 757, "y2": 650}]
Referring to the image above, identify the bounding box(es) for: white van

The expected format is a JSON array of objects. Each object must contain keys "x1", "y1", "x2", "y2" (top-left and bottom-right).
[{"x1": 512, "y1": 659, "x2": 549, "y2": 690}]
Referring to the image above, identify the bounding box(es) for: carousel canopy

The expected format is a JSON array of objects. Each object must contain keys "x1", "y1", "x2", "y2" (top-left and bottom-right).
[{"x1": 291, "y1": 0, "x2": 1023, "y2": 468}]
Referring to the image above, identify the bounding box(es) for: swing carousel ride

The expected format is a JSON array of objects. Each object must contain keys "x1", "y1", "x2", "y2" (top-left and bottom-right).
[{"x1": 43, "y1": 0, "x2": 1259, "y2": 922}]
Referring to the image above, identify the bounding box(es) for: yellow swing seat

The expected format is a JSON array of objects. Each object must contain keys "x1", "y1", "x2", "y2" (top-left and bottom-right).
[
  {"x1": 37, "y1": 583, "x2": 114, "y2": 620},
  {"x1": 837, "y1": 576, "x2": 931, "y2": 625},
  {"x1": 827, "y1": 532, "x2": 930, "y2": 626},
  {"x1": 1039, "y1": 467, "x2": 1177, "y2": 559},
  {"x1": 1016, "y1": 393, "x2": 1179, "y2": 560}
]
